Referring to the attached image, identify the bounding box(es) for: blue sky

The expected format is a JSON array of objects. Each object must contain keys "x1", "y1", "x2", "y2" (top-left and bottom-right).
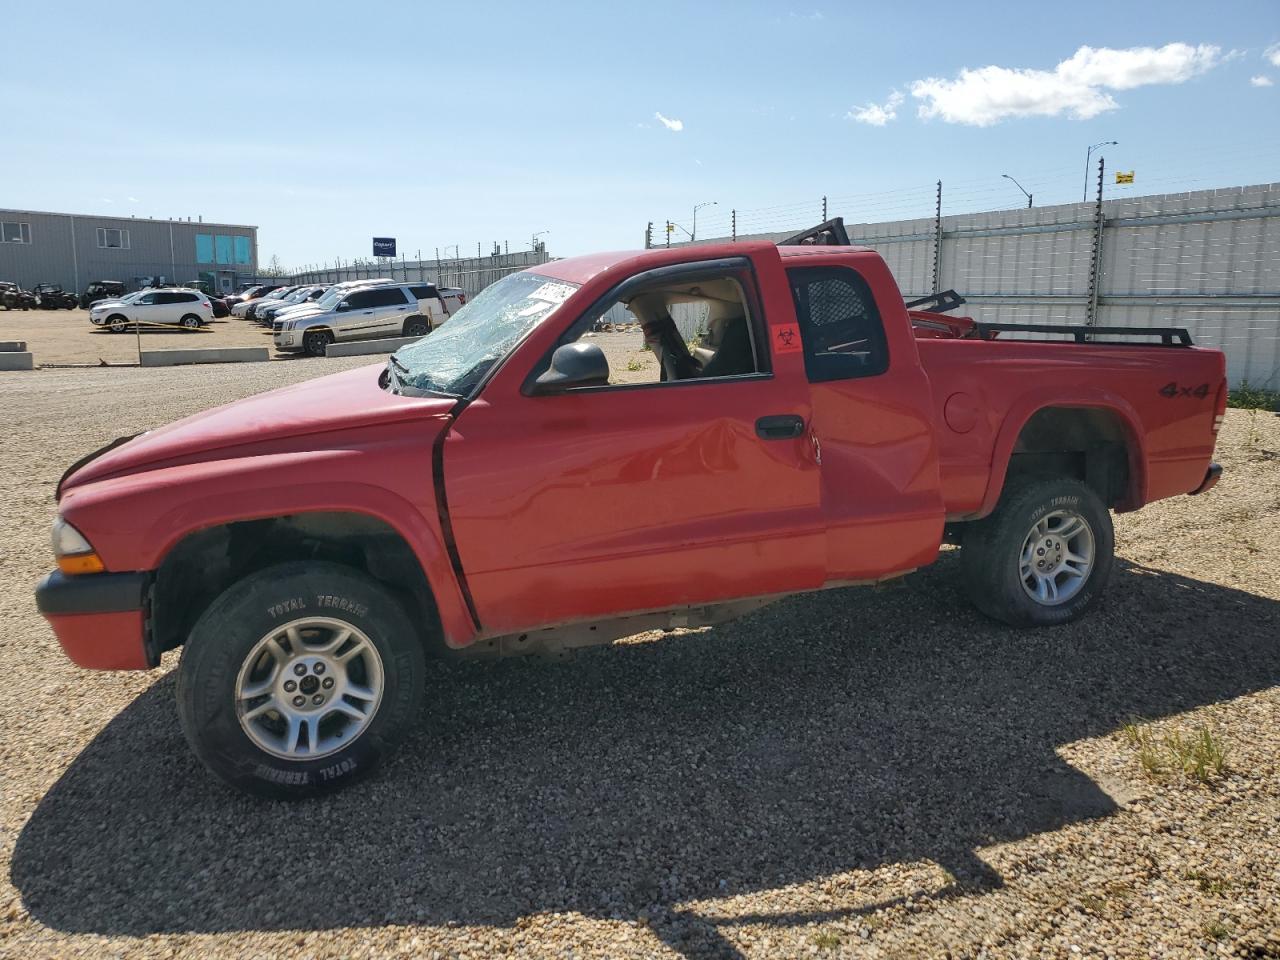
[{"x1": 2, "y1": 0, "x2": 1277, "y2": 265}]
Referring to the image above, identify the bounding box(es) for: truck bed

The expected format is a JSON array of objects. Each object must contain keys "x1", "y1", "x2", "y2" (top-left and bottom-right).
[{"x1": 914, "y1": 334, "x2": 1225, "y2": 518}]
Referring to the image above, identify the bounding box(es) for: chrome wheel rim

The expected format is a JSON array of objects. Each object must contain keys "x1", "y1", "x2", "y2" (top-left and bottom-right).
[
  {"x1": 235, "y1": 617, "x2": 384, "y2": 761},
  {"x1": 1019, "y1": 509, "x2": 1095, "y2": 606}
]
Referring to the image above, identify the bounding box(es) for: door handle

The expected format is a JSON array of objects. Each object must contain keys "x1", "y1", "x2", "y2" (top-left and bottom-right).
[{"x1": 755, "y1": 414, "x2": 805, "y2": 440}]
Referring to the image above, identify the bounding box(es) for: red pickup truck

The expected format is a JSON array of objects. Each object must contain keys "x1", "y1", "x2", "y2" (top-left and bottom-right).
[{"x1": 36, "y1": 228, "x2": 1225, "y2": 797}]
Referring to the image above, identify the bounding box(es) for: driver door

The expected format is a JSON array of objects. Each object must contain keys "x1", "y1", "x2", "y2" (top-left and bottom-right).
[{"x1": 443, "y1": 255, "x2": 827, "y2": 636}]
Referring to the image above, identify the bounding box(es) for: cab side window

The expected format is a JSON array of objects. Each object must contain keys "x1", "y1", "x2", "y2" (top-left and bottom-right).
[
  {"x1": 346, "y1": 288, "x2": 407, "y2": 309},
  {"x1": 786, "y1": 266, "x2": 889, "y2": 381},
  {"x1": 564, "y1": 270, "x2": 764, "y2": 386}
]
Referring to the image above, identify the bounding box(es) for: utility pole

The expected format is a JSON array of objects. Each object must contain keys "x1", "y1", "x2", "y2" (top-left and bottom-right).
[
  {"x1": 665, "y1": 220, "x2": 671, "y2": 249},
  {"x1": 731, "y1": 209, "x2": 736, "y2": 242},
  {"x1": 822, "y1": 195, "x2": 828, "y2": 220},
  {"x1": 644, "y1": 222, "x2": 653, "y2": 249},
  {"x1": 1083, "y1": 141, "x2": 1117, "y2": 201}
]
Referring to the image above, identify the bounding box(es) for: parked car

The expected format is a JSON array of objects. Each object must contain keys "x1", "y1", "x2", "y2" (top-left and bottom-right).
[
  {"x1": 34, "y1": 230, "x2": 1226, "y2": 797},
  {"x1": 208, "y1": 296, "x2": 230, "y2": 319},
  {"x1": 234, "y1": 285, "x2": 297, "y2": 319},
  {"x1": 275, "y1": 282, "x2": 465, "y2": 355},
  {"x1": 32, "y1": 283, "x2": 79, "y2": 310},
  {"x1": 244, "y1": 286, "x2": 306, "y2": 322},
  {"x1": 88, "y1": 288, "x2": 214, "y2": 331},
  {"x1": 225, "y1": 284, "x2": 283, "y2": 311},
  {"x1": 81, "y1": 281, "x2": 128, "y2": 309},
  {"x1": 0, "y1": 281, "x2": 38, "y2": 310},
  {"x1": 255, "y1": 285, "x2": 331, "y2": 324}
]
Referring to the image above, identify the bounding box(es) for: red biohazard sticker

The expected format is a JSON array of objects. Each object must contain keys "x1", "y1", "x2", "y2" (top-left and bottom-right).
[{"x1": 772, "y1": 323, "x2": 803, "y2": 354}]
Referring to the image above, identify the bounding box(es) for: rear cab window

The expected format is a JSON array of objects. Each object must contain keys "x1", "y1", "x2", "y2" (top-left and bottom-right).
[{"x1": 786, "y1": 266, "x2": 889, "y2": 381}]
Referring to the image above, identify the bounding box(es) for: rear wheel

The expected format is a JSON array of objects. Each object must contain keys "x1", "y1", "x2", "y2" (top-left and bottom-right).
[
  {"x1": 960, "y1": 477, "x2": 1113, "y2": 627},
  {"x1": 180, "y1": 314, "x2": 202, "y2": 329},
  {"x1": 176, "y1": 562, "x2": 426, "y2": 799},
  {"x1": 404, "y1": 316, "x2": 431, "y2": 338},
  {"x1": 304, "y1": 329, "x2": 334, "y2": 357}
]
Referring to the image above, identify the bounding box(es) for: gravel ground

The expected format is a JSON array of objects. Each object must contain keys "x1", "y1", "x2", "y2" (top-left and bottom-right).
[
  {"x1": 0, "y1": 308, "x2": 297, "y2": 365},
  {"x1": 0, "y1": 360, "x2": 1277, "y2": 960}
]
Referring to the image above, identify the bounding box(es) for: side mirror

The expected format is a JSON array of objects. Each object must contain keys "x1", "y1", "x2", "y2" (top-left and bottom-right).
[
  {"x1": 336, "y1": 301, "x2": 350, "y2": 312},
  {"x1": 533, "y1": 342, "x2": 610, "y2": 392}
]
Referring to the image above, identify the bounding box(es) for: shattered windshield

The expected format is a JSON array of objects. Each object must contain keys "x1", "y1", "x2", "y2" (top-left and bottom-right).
[{"x1": 390, "y1": 272, "x2": 578, "y2": 396}]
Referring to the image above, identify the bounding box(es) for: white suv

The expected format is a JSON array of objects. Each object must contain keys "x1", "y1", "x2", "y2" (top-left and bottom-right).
[
  {"x1": 90, "y1": 288, "x2": 214, "y2": 332},
  {"x1": 275, "y1": 283, "x2": 464, "y2": 356}
]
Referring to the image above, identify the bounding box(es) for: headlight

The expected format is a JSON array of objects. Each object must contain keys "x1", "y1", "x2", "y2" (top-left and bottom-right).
[{"x1": 51, "y1": 517, "x2": 105, "y2": 575}]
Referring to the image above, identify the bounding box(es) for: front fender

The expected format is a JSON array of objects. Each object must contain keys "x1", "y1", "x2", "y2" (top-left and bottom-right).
[{"x1": 58, "y1": 447, "x2": 479, "y2": 649}]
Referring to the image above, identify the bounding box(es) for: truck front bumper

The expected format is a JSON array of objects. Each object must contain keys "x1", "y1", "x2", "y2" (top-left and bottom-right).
[{"x1": 35, "y1": 570, "x2": 153, "y2": 670}]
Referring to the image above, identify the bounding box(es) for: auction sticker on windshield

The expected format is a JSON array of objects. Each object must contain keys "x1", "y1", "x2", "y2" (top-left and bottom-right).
[{"x1": 527, "y1": 282, "x2": 576, "y2": 305}]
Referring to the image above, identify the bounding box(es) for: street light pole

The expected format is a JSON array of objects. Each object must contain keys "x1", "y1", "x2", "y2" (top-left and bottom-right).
[
  {"x1": 531, "y1": 230, "x2": 550, "y2": 253},
  {"x1": 1002, "y1": 173, "x2": 1033, "y2": 208},
  {"x1": 692, "y1": 201, "x2": 717, "y2": 242},
  {"x1": 1083, "y1": 141, "x2": 1118, "y2": 202}
]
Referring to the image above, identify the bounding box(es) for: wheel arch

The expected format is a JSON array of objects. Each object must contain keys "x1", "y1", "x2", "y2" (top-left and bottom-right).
[
  {"x1": 980, "y1": 394, "x2": 1148, "y2": 518},
  {"x1": 151, "y1": 510, "x2": 449, "y2": 666}
]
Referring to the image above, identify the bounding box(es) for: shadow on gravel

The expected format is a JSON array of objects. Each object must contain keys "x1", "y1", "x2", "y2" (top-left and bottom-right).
[{"x1": 13, "y1": 556, "x2": 1280, "y2": 957}]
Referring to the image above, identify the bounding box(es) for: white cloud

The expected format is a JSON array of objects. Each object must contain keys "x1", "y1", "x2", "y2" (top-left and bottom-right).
[
  {"x1": 654, "y1": 111, "x2": 684, "y2": 132},
  {"x1": 847, "y1": 90, "x2": 904, "y2": 126},
  {"x1": 1266, "y1": 44, "x2": 1280, "y2": 67},
  {"x1": 127, "y1": 196, "x2": 140, "y2": 202},
  {"x1": 911, "y1": 42, "x2": 1221, "y2": 126},
  {"x1": 789, "y1": 10, "x2": 824, "y2": 20},
  {"x1": 1251, "y1": 74, "x2": 1275, "y2": 87}
]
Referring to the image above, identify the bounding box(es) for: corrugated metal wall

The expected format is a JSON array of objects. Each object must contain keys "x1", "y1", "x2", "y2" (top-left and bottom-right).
[{"x1": 0, "y1": 209, "x2": 257, "y2": 293}]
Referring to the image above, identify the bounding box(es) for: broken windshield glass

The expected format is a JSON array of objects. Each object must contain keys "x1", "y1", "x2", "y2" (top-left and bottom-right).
[{"x1": 391, "y1": 272, "x2": 579, "y2": 396}]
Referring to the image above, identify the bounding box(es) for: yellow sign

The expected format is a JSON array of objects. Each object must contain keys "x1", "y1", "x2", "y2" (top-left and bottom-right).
[
  {"x1": 1116, "y1": 171, "x2": 1135, "y2": 184},
  {"x1": 666, "y1": 223, "x2": 675, "y2": 232}
]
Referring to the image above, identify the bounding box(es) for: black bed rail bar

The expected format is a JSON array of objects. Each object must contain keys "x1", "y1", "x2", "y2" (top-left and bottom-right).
[
  {"x1": 905, "y1": 290, "x2": 967, "y2": 314},
  {"x1": 972, "y1": 323, "x2": 1193, "y2": 347}
]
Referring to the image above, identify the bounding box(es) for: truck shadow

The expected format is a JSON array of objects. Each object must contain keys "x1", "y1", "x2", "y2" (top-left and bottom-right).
[{"x1": 12, "y1": 557, "x2": 1280, "y2": 956}]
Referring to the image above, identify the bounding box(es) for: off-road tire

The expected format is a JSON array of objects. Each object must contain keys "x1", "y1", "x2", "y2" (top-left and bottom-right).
[
  {"x1": 960, "y1": 477, "x2": 1114, "y2": 627},
  {"x1": 304, "y1": 329, "x2": 334, "y2": 357},
  {"x1": 176, "y1": 562, "x2": 426, "y2": 799}
]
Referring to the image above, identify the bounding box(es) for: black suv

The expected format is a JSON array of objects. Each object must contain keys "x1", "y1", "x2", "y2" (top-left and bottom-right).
[
  {"x1": 81, "y1": 280, "x2": 127, "y2": 309},
  {"x1": 32, "y1": 283, "x2": 79, "y2": 310}
]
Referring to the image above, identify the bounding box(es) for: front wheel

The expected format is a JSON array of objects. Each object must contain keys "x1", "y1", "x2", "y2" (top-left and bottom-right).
[
  {"x1": 176, "y1": 562, "x2": 426, "y2": 799},
  {"x1": 960, "y1": 477, "x2": 1114, "y2": 627},
  {"x1": 303, "y1": 329, "x2": 334, "y2": 357},
  {"x1": 107, "y1": 314, "x2": 129, "y2": 333}
]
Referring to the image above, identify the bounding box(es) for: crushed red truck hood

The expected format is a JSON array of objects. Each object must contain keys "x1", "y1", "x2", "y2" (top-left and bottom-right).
[{"x1": 60, "y1": 363, "x2": 457, "y2": 495}]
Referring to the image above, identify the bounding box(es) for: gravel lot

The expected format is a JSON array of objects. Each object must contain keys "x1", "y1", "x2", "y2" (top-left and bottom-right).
[
  {"x1": 0, "y1": 308, "x2": 289, "y2": 365},
  {"x1": 0, "y1": 360, "x2": 1277, "y2": 960}
]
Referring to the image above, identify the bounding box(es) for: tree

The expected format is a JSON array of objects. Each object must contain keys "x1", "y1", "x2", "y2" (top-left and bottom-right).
[{"x1": 261, "y1": 255, "x2": 287, "y2": 278}]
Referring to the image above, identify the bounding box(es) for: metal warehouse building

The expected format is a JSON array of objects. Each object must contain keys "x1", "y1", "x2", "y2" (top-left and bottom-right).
[{"x1": 0, "y1": 209, "x2": 258, "y2": 297}]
